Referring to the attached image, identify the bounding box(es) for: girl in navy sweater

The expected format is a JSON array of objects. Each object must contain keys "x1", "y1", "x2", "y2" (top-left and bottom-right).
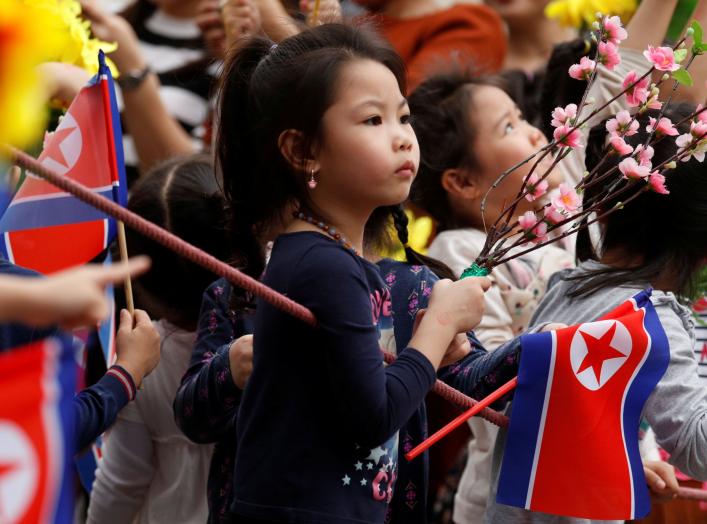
[{"x1": 212, "y1": 24, "x2": 491, "y2": 523}]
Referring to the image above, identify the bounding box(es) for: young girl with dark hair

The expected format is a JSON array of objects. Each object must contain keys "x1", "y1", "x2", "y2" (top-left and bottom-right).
[
  {"x1": 88, "y1": 155, "x2": 231, "y2": 524},
  {"x1": 485, "y1": 106, "x2": 707, "y2": 523},
  {"x1": 208, "y1": 22, "x2": 500, "y2": 523}
]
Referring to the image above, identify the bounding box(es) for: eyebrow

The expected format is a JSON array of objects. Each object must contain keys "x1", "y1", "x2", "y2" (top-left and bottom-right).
[
  {"x1": 354, "y1": 99, "x2": 409, "y2": 111},
  {"x1": 494, "y1": 109, "x2": 513, "y2": 130}
]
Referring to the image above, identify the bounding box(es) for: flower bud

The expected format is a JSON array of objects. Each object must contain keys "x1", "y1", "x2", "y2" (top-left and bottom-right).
[
  {"x1": 596, "y1": 12, "x2": 603, "y2": 19},
  {"x1": 592, "y1": 21, "x2": 601, "y2": 30},
  {"x1": 666, "y1": 161, "x2": 677, "y2": 170},
  {"x1": 662, "y1": 73, "x2": 669, "y2": 81},
  {"x1": 687, "y1": 27, "x2": 695, "y2": 37}
]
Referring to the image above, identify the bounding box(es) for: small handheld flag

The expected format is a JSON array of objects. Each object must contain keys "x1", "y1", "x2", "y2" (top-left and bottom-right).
[
  {"x1": 496, "y1": 289, "x2": 670, "y2": 520},
  {"x1": 0, "y1": 337, "x2": 75, "y2": 523},
  {"x1": 0, "y1": 51, "x2": 127, "y2": 274}
]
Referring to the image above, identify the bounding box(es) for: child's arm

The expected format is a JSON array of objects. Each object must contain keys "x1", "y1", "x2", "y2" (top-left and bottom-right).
[
  {"x1": 643, "y1": 306, "x2": 707, "y2": 480},
  {"x1": 173, "y1": 281, "x2": 246, "y2": 444},
  {"x1": 294, "y1": 247, "x2": 488, "y2": 447},
  {"x1": 0, "y1": 257, "x2": 149, "y2": 329},
  {"x1": 75, "y1": 309, "x2": 160, "y2": 451}
]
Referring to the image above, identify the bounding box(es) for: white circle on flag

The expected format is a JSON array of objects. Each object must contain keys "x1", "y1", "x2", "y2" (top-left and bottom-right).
[
  {"x1": 39, "y1": 112, "x2": 83, "y2": 176},
  {"x1": 0, "y1": 421, "x2": 39, "y2": 522},
  {"x1": 570, "y1": 320, "x2": 632, "y2": 390}
]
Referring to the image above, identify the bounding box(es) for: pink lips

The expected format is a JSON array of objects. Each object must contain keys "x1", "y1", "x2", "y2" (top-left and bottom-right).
[{"x1": 396, "y1": 160, "x2": 416, "y2": 178}]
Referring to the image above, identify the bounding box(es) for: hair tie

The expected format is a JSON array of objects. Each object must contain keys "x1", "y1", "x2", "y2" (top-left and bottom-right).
[{"x1": 270, "y1": 44, "x2": 278, "y2": 53}]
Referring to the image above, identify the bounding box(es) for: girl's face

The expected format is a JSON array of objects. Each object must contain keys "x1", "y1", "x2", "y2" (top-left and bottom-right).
[
  {"x1": 467, "y1": 85, "x2": 562, "y2": 224},
  {"x1": 314, "y1": 59, "x2": 420, "y2": 215}
]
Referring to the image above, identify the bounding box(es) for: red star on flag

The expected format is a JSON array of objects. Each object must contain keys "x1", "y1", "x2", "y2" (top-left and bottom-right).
[
  {"x1": 43, "y1": 125, "x2": 77, "y2": 169},
  {"x1": 577, "y1": 323, "x2": 625, "y2": 382}
]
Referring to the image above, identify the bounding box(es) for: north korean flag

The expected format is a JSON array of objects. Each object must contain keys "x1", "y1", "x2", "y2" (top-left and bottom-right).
[
  {"x1": 0, "y1": 337, "x2": 75, "y2": 523},
  {"x1": 0, "y1": 50, "x2": 127, "y2": 274},
  {"x1": 497, "y1": 289, "x2": 670, "y2": 520}
]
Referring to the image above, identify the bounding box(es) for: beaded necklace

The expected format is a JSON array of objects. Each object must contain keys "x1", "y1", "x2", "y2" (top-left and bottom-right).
[{"x1": 293, "y1": 211, "x2": 361, "y2": 257}]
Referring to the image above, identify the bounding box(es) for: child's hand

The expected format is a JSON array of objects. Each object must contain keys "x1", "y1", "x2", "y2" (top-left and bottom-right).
[
  {"x1": 426, "y1": 277, "x2": 491, "y2": 335},
  {"x1": 13, "y1": 257, "x2": 150, "y2": 329},
  {"x1": 115, "y1": 309, "x2": 161, "y2": 389},
  {"x1": 643, "y1": 460, "x2": 679, "y2": 501},
  {"x1": 229, "y1": 334, "x2": 254, "y2": 389},
  {"x1": 197, "y1": 0, "x2": 227, "y2": 57},
  {"x1": 413, "y1": 309, "x2": 471, "y2": 367},
  {"x1": 222, "y1": 0, "x2": 262, "y2": 48}
]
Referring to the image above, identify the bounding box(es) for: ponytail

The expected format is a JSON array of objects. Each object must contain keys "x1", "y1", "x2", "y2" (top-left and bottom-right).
[
  {"x1": 216, "y1": 39, "x2": 274, "y2": 309},
  {"x1": 390, "y1": 205, "x2": 457, "y2": 281}
]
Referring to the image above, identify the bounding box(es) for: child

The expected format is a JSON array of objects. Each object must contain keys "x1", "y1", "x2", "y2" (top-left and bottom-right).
[
  {"x1": 87, "y1": 155, "x2": 231, "y2": 524},
  {"x1": 484, "y1": 107, "x2": 707, "y2": 524},
  {"x1": 408, "y1": 70, "x2": 573, "y2": 523},
  {"x1": 214, "y1": 23, "x2": 491, "y2": 523}
]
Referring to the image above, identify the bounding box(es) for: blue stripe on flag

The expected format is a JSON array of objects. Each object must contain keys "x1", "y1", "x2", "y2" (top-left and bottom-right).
[
  {"x1": 0, "y1": 188, "x2": 115, "y2": 232},
  {"x1": 497, "y1": 331, "x2": 554, "y2": 508},
  {"x1": 54, "y1": 335, "x2": 77, "y2": 524},
  {"x1": 622, "y1": 294, "x2": 670, "y2": 518}
]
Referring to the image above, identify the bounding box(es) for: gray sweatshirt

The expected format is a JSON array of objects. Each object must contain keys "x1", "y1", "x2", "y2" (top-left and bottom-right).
[{"x1": 483, "y1": 260, "x2": 706, "y2": 524}]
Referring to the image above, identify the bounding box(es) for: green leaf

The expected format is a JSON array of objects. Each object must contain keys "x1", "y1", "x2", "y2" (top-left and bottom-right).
[
  {"x1": 692, "y1": 20, "x2": 704, "y2": 47},
  {"x1": 674, "y1": 48, "x2": 688, "y2": 63},
  {"x1": 672, "y1": 68, "x2": 694, "y2": 86}
]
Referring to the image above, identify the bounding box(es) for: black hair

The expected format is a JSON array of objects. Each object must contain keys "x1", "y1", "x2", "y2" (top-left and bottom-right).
[
  {"x1": 216, "y1": 23, "x2": 406, "y2": 281},
  {"x1": 537, "y1": 38, "x2": 596, "y2": 139},
  {"x1": 126, "y1": 154, "x2": 229, "y2": 330},
  {"x1": 408, "y1": 69, "x2": 504, "y2": 231},
  {"x1": 568, "y1": 105, "x2": 707, "y2": 299}
]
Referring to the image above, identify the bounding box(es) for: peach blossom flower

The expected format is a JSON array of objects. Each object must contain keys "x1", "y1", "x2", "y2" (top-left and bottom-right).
[
  {"x1": 619, "y1": 157, "x2": 651, "y2": 179},
  {"x1": 553, "y1": 125, "x2": 582, "y2": 148},
  {"x1": 643, "y1": 45, "x2": 679, "y2": 72},
  {"x1": 606, "y1": 110, "x2": 638, "y2": 137},
  {"x1": 552, "y1": 183, "x2": 581, "y2": 212},
  {"x1": 647, "y1": 117, "x2": 678, "y2": 136},
  {"x1": 598, "y1": 41, "x2": 621, "y2": 71},
  {"x1": 569, "y1": 56, "x2": 596, "y2": 80},
  {"x1": 648, "y1": 172, "x2": 669, "y2": 194},
  {"x1": 603, "y1": 16, "x2": 628, "y2": 45},
  {"x1": 524, "y1": 172, "x2": 549, "y2": 202},
  {"x1": 622, "y1": 71, "x2": 649, "y2": 107}
]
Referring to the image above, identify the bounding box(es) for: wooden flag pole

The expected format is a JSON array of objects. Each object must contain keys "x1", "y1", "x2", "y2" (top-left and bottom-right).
[
  {"x1": 405, "y1": 377, "x2": 518, "y2": 461},
  {"x1": 116, "y1": 221, "x2": 134, "y2": 314}
]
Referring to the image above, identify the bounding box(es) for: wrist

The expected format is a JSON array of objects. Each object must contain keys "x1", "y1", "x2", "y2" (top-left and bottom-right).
[
  {"x1": 107, "y1": 364, "x2": 138, "y2": 401},
  {"x1": 114, "y1": 359, "x2": 144, "y2": 390}
]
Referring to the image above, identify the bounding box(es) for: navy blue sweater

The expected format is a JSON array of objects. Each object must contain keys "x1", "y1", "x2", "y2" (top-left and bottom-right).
[{"x1": 232, "y1": 233, "x2": 437, "y2": 524}]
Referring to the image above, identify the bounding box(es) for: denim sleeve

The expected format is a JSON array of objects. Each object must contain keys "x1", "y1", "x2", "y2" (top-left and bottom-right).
[{"x1": 173, "y1": 280, "x2": 248, "y2": 444}]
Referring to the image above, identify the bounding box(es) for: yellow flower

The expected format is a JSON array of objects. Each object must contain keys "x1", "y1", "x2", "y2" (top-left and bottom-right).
[
  {"x1": 545, "y1": 0, "x2": 637, "y2": 29},
  {"x1": 0, "y1": 0, "x2": 66, "y2": 148},
  {"x1": 23, "y1": 0, "x2": 118, "y2": 75}
]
